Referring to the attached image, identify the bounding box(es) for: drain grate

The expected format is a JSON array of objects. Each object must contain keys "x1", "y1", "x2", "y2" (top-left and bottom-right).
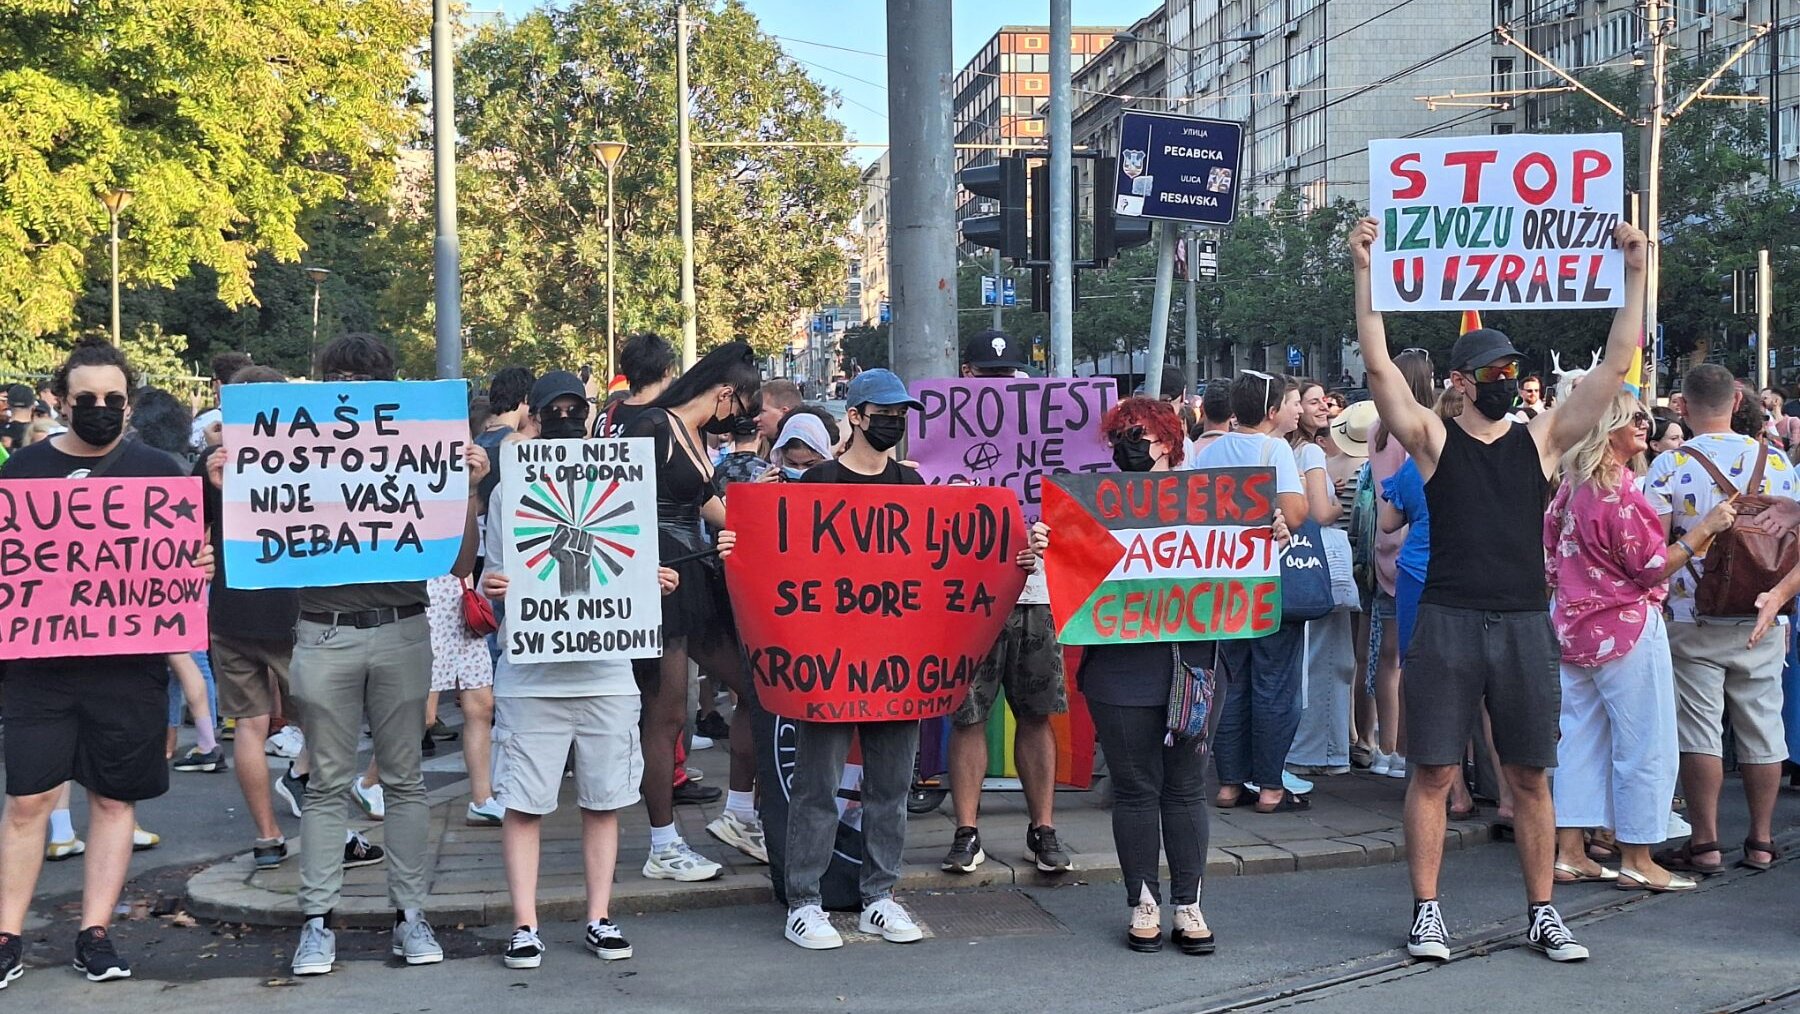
[{"x1": 903, "y1": 889, "x2": 1068, "y2": 940}]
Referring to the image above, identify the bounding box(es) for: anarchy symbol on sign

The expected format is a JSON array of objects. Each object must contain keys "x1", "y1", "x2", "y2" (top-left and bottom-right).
[{"x1": 963, "y1": 442, "x2": 1001, "y2": 471}]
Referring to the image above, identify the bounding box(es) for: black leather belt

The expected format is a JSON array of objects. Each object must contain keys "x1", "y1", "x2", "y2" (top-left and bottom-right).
[{"x1": 299, "y1": 604, "x2": 425, "y2": 629}]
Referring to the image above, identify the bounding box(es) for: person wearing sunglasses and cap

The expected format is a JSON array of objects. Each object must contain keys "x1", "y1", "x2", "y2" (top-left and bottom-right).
[{"x1": 1349, "y1": 216, "x2": 1649, "y2": 965}]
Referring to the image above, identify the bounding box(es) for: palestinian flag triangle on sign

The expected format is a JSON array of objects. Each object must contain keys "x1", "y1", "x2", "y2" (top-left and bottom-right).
[{"x1": 1041, "y1": 468, "x2": 1284, "y2": 646}]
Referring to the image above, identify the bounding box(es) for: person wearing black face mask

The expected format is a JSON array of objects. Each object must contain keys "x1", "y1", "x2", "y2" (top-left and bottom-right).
[{"x1": 797, "y1": 369, "x2": 923, "y2": 486}]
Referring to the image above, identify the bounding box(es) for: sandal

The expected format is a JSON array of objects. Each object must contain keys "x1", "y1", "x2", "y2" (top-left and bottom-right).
[
  {"x1": 1584, "y1": 829, "x2": 1621, "y2": 863},
  {"x1": 1212, "y1": 786, "x2": 1255, "y2": 810},
  {"x1": 1739, "y1": 838, "x2": 1782, "y2": 872},
  {"x1": 1253, "y1": 791, "x2": 1310, "y2": 814},
  {"x1": 1447, "y1": 804, "x2": 1480, "y2": 821},
  {"x1": 1616, "y1": 867, "x2": 1697, "y2": 893},
  {"x1": 1552, "y1": 861, "x2": 1618, "y2": 885},
  {"x1": 1492, "y1": 819, "x2": 1515, "y2": 842},
  {"x1": 1654, "y1": 839, "x2": 1726, "y2": 876}
]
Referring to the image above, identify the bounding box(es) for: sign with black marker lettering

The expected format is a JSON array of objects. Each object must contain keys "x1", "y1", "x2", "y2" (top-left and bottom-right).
[
  {"x1": 220, "y1": 381, "x2": 470, "y2": 588},
  {"x1": 500, "y1": 438, "x2": 661, "y2": 662}
]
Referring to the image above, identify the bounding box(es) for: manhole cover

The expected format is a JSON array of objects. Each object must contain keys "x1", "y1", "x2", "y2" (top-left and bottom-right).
[{"x1": 901, "y1": 889, "x2": 1067, "y2": 940}]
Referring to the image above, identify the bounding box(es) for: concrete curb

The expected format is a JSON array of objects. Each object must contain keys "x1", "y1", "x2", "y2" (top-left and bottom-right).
[{"x1": 186, "y1": 820, "x2": 1497, "y2": 929}]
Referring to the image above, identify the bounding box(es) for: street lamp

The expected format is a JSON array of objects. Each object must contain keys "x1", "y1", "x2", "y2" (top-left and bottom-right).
[
  {"x1": 304, "y1": 266, "x2": 331, "y2": 375},
  {"x1": 593, "y1": 139, "x2": 630, "y2": 383},
  {"x1": 97, "y1": 188, "x2": 134, "y2": 343}
]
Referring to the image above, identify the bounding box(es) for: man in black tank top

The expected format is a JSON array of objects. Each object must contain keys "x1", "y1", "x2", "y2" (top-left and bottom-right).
[{"x1": 1350, "y1": 216, "x2": 1648, "y2": 965}]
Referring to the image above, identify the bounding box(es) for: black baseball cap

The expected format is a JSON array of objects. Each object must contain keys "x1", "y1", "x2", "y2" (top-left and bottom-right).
[
  {"x1": 1448, "y1": 328, "x2": 1524, "y2": 374},
  {"x1": 528, "y1": 370, "x2": 588, "y2": 413},
  {"x1": 5, "y1": 383, "x2": 31, "y2": 409},
  {"x1": 963, "y1": 329, "x2": 1028, "y2": 371}
]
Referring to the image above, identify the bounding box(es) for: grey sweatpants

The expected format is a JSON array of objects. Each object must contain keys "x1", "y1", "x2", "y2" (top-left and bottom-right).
[
  {"x1": 290, "y1": 614, "x2": 432, "y2": 916},
  {"x1": 783, "y1": 719, "x2": 920, "y2": 910}
]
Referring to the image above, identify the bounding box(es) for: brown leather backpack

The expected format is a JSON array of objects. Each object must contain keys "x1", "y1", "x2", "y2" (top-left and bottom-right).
[{"x1": 1682, "y1": 440, "x2": 1800, "y2": 617}]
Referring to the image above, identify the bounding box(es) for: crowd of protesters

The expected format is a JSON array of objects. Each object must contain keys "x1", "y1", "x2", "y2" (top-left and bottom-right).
[{"x1": 9, "y1": 211, "x2": 1800, "y2": 984}]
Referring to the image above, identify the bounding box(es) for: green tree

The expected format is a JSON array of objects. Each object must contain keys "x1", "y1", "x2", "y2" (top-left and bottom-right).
[
  {"x1": 401, "y1": 0, "x2": 861, "y2": 375},
  {"x1": 0, "y1": 0, "x2": 428, "y2": 363},
  {"x1": 1215, "y1": 190, "x2": 1360, "y2": 376}
]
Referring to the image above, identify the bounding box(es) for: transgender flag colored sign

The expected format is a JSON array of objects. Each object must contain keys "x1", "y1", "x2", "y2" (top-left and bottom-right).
[{"x1": 220, "y1": 380, "x2": 470, "y2": 589}]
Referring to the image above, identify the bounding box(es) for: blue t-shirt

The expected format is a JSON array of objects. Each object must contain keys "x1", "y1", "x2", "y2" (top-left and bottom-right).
[{"x1": 1381, "y1": 458, "x2": 1430, "y2": 582}]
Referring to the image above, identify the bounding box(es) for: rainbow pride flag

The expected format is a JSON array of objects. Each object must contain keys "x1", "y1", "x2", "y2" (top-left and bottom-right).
[{"x1": 918, "y1": 645, "x2": 1096, "y2": 788}]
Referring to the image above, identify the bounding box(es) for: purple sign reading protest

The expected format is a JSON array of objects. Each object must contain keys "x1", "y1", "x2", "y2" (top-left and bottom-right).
[{"x1": 907, "y1": 377, "x2": 1119, "y2": 523}]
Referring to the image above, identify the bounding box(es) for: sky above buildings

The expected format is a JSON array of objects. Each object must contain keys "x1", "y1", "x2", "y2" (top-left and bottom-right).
[{"x1": 491, "y1": 1, "x2": 1158, "y2": 163}]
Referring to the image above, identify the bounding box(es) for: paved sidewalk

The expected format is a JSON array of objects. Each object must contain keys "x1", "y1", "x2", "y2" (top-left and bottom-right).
[{"x1": 186, "y1": 760, "x2": 1497, "y2": 928}]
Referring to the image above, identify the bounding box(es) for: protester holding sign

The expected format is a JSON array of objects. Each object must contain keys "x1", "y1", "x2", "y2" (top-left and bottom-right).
[
  {"x1": 0, "y1": 338, "x2": 216, "y2": 986},
  {"x1": 1351, "y1": 215, "x2": 1648, "y2": 963}
]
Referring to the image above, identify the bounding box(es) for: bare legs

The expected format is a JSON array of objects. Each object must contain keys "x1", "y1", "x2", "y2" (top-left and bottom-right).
[{"x1": 949, "y1": 716, "x2": 1057, "y2": 829}]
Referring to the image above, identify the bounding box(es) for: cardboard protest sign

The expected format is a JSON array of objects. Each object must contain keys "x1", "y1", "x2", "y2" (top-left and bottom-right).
[
  {"x1": 908, "y1": 376, "x2": 1118, "y2": 524},
  {"x1": 220, "y1": 380, "x2": 470, "y2": 588},
  {"x1": 0, "y1": 477, "x2": 208, "y2": 659},
  {"x1": 725, "y1": 483, "x2": 1027, "y2": 722},
  {"x1": 1369, "y1": 133, "x2": 1625, "y2": 311},
  {"x1": 1041, "y1": 467, "x2": 1281, "y2": 645},
  {"x1": 500, "y1": 438, "x2": 662, "y2": 662}
]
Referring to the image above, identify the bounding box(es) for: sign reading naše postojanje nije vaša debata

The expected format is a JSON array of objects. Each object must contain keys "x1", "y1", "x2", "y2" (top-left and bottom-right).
[{"x1": 1041, "y1": 467, "x2": 1282, "y2": 646}]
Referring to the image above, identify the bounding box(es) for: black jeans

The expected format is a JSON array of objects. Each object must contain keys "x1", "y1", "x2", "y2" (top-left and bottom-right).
[{"x1": 1090, "y1": 701, "x2": 1210, "y2": 907}]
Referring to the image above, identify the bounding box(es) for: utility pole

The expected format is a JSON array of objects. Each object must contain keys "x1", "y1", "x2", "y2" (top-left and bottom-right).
[
  {"x1": 1759, "y1": 247, "x2": 1774, "y2": 391},
  {"x1": 431, "y1": 0, "x2": 461, "y2": 380},
  {"x1": 676, "y1": 4, "x2": 698, "y2": 368},
  {"x1": 1640, "y1": 0, "x2": 1666, "y2": 406},
  {"x1": 885, "y1": 0, "x2": 959, "y2": 381},
  {"x1": 1183, "y1": 231, "x2": 1199, "y2": 390},
  {"x1": 992, "y1": 246, "x2": 1004, "y2": 330},
  {"x1": 1048, "y1": 0, "x2": 1074, "y2": 377},
  {"x1": 1143, "y1": 224, "x2": 1178, "y2": 397}
]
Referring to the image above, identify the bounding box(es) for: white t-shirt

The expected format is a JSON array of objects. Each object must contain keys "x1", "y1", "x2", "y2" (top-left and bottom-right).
[
  {"x1": 1187, "y1": 431, "x2": 1304, "y2": 502},
  {"x1": 1643, "y1": 431, "x2": 1800, "y2": 623}
]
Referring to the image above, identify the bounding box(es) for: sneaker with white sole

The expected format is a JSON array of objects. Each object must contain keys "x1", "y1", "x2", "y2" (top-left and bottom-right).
[
  {"x1": 859, "y1": 898, "x2": 923, "y2": 943},
  {"x1": 171, "y1": 746, "x2": 228, "y2": 773},
  {"x1": 265, "y1": 725, "x2": 305, "y2": 758},
  {"x1": 1370, "y1": 751, "x2": 1393, "y2": 776},
  {"x1": 642, "y1": 840, "x2": 722, "y2": 882},
  {"x1": 1407, "y1": 899, "x2": 1451, "y2": 961},
  {"x1": 72, "y1": 926, "x2": 130, "y2": 982},
  {"x1": 275, "y1": 766, "x2": 308, "y2": 818},
  {"x1": 705, "y1": 811, "x2": 768, "y2": 864},
  {"x1": 46, "y1": 837, "x2": 86, "y2": 862},
  {"x1": 1386, "y1": 755, "x2": 1408, "y2": 779},
  {"x1": 784, "y1": 905, "x2": 843, "y2": 950},
  {"x1": 585, "y1": 919, "x2": 632, "y2": 960},
  {"x1": 291, "y1": 918, "x2": 336, "y2": 976},
  {"x1": 503, "y1": 926, "x2": 543, "y2": 969},
  {"x1": 1667, "y1": 810, "x2": 1692, "y2": 839},
  {"x1": 131, "y1": 826, "x2": 160, "y2": 851},
  {"x1": 392, "y1": 914, "x2": 444, "y2": 965},
  {"x1": 343, "y1": 830, "x2": 385, "y2": 869},
  {"x1": 1526, "y1": 904, "x2": 1588, "y2": 962},
  {"x1": 466, "y1": 798, "x2": 504, "y2": 827},
  {"x1": 353, "y1": 779, "x2": 385, "y2": 820},
  {"x1": 0, "y1": 932, "x2": 21, "y2": 990}
]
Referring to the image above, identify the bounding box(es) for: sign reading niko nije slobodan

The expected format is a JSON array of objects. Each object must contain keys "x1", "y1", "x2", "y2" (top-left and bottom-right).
[
  {"x1": 1041, "y1": 467, "x2": 1281, "y2": 645},
  {"x1": 220, "y1": 381, "x2": 470, "y2": 589},
  {"x1": 907, "y1": 377, "x2": 1118, "y2": 525},
  {"x1": 1369, "y1": 133, "x2": 1625, "y2": 311},
  {"x1": 0, "y1": 477, "x2": 209, "y2": 659},
  {"x1": 725, "y1": 484, "x2": 1027, "y2": 722},
  {"x1": 501, "y1": 438, "x2": 662, "y2": 663}
]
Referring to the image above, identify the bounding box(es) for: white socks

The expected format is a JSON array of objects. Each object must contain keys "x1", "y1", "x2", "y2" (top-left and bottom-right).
[
  {"x1": 49, "y1": 809, "x2": 74, "y2": 842},
  {"x1": 649, "y1": 823, "x2": 680, "y2": 849},
  {"x1": 725, "y1": 791, "x2": 758, "y2": 822}
]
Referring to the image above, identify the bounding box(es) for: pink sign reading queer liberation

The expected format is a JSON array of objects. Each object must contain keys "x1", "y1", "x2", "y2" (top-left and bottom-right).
[
  {"x1": 906, "y1": 377, "x2": 1119, "y2": 524},
  {"x1": 0, "y1": 477, "x2": 209, "y2": 660}
]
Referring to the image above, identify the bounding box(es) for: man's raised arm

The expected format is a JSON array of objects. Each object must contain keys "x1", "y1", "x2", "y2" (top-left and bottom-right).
[{"x1": 1350, "y1": 217, "x2": 1442, "y2": 468}]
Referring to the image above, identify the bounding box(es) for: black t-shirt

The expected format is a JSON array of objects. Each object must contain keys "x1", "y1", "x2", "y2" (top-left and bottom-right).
[
  {"x1": 194, "y1": 454, "x2": 298, "y2": 642},
  {"x1": 798, "y1": 459, "x2": 924, "y2": 485},
  {"x1": 1, "y1": 438, "x2": 188, "y2": 677},
  {"x1": 605, "y1": 400, "x2": 656, "y2": 438},
  {"x1": 1079, "y1": 641, "x2": 1214, "y2": 709},
  {"x1": 473, "y1": 425, "x2": 513, "y2": 505}
]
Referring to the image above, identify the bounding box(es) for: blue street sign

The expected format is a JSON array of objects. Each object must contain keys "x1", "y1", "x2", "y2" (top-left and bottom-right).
[
  {"x1": 879, "y1": 301, "x2": 891, "y2": 324},
  {"x1": 1002, "y1": 278, "x2": 1017, "y2": 307},
  {"x1": 981, "y1": 275, "x2": 997, "y2": 306},
  {"x1": 1654, "y1": 322, "x2": 1664, "y2": 362},
  {"x1": 1286, "y1": 344, "x2": 1303, "y2": 369},
  {"x1": 1113, "y1": 111, "x2": 1245, "y2": 226}
]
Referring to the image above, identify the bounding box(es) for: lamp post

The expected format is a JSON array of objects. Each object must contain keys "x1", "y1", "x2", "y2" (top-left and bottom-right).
[
  {"x1": 304, "y1": 266, "x2": 331, "y2": 375},
  {"x1": 98, "y1": 188, "x2": 134, "y2": 343},
  {"x1": 593, "y1": 140, "x2": 630, "y2": 383}
]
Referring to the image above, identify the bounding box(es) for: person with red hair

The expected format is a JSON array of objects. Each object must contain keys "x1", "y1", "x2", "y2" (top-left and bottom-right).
[{"x1": 1101, "y1": 395, "x2": 1188, "y2": 469}]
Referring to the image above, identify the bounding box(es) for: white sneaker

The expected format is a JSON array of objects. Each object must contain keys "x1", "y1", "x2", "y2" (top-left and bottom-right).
[
  {"x1": 132, "y1": 826, "x2": 160, "y2": 850},
  {"x1": 1386, "y1": 755, "x2": 1408, "y2": 779},
  {"x1": 642, "y1": 840, "x2": 722, "y2": 882},
  {"x1": 265, "y1": 726, "x2": 305, "y2": 759},
  {"x1": 1667, "y1": 810, "x2": 1692, "y2": 839},
  {"x1": 466, "y1": 798, "x2": 504, "y2": 826},
  {"x1": 690, "y1": 734, "x2": 715, "y2": 750},
  {"x1": 46, "y1": 837, "x2": 86, "y2": 861},
  {"x1": 784, "y1": 905, "x2": 843, "y2": 950},
  {"x1": 705, "y1": 811, "x2": 769, "y2": 864},
  {"x1": 858, "y1": 898, "x2": 923, "y2": 943},
  {"x1": 1370, "y1": 751, "x2": 1393, "y2": 776},
  {"x1": 353, "y1": 779, "x2": 386, "y2": 820},
  {"x1": 1282, "y1": 771, "x2": 1314, "y2": 796}
]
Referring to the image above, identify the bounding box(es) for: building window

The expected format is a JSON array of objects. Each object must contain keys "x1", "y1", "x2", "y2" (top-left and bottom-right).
[
  {"x1": 1021, "y1": 34, "x2": 1045, "y2": 51},
  {"x1": 1290, "y1": 108, "x2": 1323, "y2": 156},
  {"x1": 1779, "y1": 104, "x2": 1800, "y2": 150},
  {"x1": 1492, "y1": 122, "x2": 1515, "y2": 135},
  {"x1": 1021, "y1": 76, "x2": 1046, "y2": 94},
  {"x1": 1494, "y1": 0, "x2": 1514, "y2": 25},
  {"x1": 1492, "y1": 57, "x2": 1514, "y2": 95}
]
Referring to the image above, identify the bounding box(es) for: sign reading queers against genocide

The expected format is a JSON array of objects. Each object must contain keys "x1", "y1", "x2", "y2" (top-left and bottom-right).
[
  {"x1": 0, "y1": 477, "x2": 209, "y2": 659},
  {"x1": 1368, "y1": 133, "x2": 1625, "y2": 311},
  {"x1": 500, "y1": 438, "x2": 662, "y2": 662},
  {"x1": 220, "y1": 380, "x2": 470, "y2": 588},
  {"x1": 726, "y1": 484, "x2": 1027, "y2": 722},
  {"x1": 1041, "y1": 467, "x2": 1281, "y2": 645},
  {"x1": 907, "y1": 376, "x2": 1117, "y2": 524}
]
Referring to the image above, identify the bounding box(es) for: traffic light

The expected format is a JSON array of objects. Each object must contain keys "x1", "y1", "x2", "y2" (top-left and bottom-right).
[
  {"x1": 1092, "y1": 156, "x2": 1152, "y2": 264},
  {"x1": 960, "y1": 156, "x2": 1027, "y2": 258},
  {"x1": 1732, "y1": 267, "x2": 1759, "y2": 315}
]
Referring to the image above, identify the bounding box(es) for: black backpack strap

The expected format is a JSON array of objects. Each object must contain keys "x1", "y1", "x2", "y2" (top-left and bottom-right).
[{"x1": 82, "y1": 438, "x2": 132, "y2": 478}]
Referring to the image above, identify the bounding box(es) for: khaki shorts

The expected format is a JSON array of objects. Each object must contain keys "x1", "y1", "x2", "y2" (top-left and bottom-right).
[
  {"x1": 953, "y1": 604, "x2": 1068, "y2": 727},
  {"x1": 211, "y1": 635, "x2": 293, "y2": 720},
  {"x1": 493, "y1": 694, "x2": 644, "y2": 814},
  {"x1": 1667, "y1": 619, "x2": 1788, "y2": 764}
]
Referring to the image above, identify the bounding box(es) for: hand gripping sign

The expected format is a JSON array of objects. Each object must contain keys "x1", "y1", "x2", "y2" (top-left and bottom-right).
[
  {"x1": 1041, "y1": 467, "x2": 1282, "y2": 645},
  {"x1": 725, "y1": 483, "x2": 1027, "y2": 722}
]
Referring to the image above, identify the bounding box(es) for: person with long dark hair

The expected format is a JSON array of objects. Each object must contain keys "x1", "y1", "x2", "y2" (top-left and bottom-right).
[{"x1": 622, "y1": 340, "x2": 764, "y2": 880}]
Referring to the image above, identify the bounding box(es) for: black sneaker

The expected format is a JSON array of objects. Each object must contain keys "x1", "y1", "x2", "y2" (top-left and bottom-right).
[
  {"x1": 503, "y1": 926, "x2": 543, "y2": 969},
  {"x1": 421, "y1": 731, "x2": 437, "y2": 757},
  {"x1": 426, "y1": 719, "x2": 459, "y2": 742},
  {"x1": 0, "y1": 932, "x2": 21, "y2": 990},
  {"x1": 1526, "y1": 903, "x2": 1588, "y2": 962},
  {"x1": 585, "y1": 919, "x2": 632, "y2": 961},
  {"x1": 275, "y1": 766, "x2": 308, "y2": 819},
  {"x1": 695, "y1": 710, "x2": 732, "y2": 741},
  {"x1": 941, "y1": 826, "x2": 985, "y2": 873},
  {"x1": 73, "y1": 926, "x2": 130, "y2": 982},
  {"x1": 172, "y1": 746, "x2": 228, "y2": 773},
  {"x1": 343, "y1": 832, "x2": 386, "y2": 869},
  {"x1": 1027, "y1": 824, "x2": 1071, "y2": 873},
  {"x1": 253, "y1": 837, "x2": 289, "y2": 870},
  {"x1": 672, "y1": 780, "x2": 722, "y2": 805},
  {"x1": 1407, "y1": 899, "x2": 1450, "y2": 961}
]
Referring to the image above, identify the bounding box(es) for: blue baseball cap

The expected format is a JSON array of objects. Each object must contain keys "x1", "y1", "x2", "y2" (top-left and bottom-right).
[{"x1": 844, "y1": 369, "x2": 923, "y2": 411}]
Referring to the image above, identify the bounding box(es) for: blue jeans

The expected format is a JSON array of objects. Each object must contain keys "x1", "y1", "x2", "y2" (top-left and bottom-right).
[
  {"x1": 1213, "y1": 624, "x2": 1307, "y2": 788},
  {"x1": 167, "y1": 650, "x2": 217, "y2": 727}
]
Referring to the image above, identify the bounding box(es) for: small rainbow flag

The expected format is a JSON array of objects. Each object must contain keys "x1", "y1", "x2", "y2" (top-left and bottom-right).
[
  {"x1": 1460, "y1": 309, "x2": 1483, "y2": 335},
  {"x1": 917, "y1": 645, "x2": 1096, "y2": 789}
]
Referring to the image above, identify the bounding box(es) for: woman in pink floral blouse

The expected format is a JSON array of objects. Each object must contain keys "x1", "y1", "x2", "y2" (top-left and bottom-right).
[{"x1": 1544, "y1": 391, "x2": 1736, "y2": 892}]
